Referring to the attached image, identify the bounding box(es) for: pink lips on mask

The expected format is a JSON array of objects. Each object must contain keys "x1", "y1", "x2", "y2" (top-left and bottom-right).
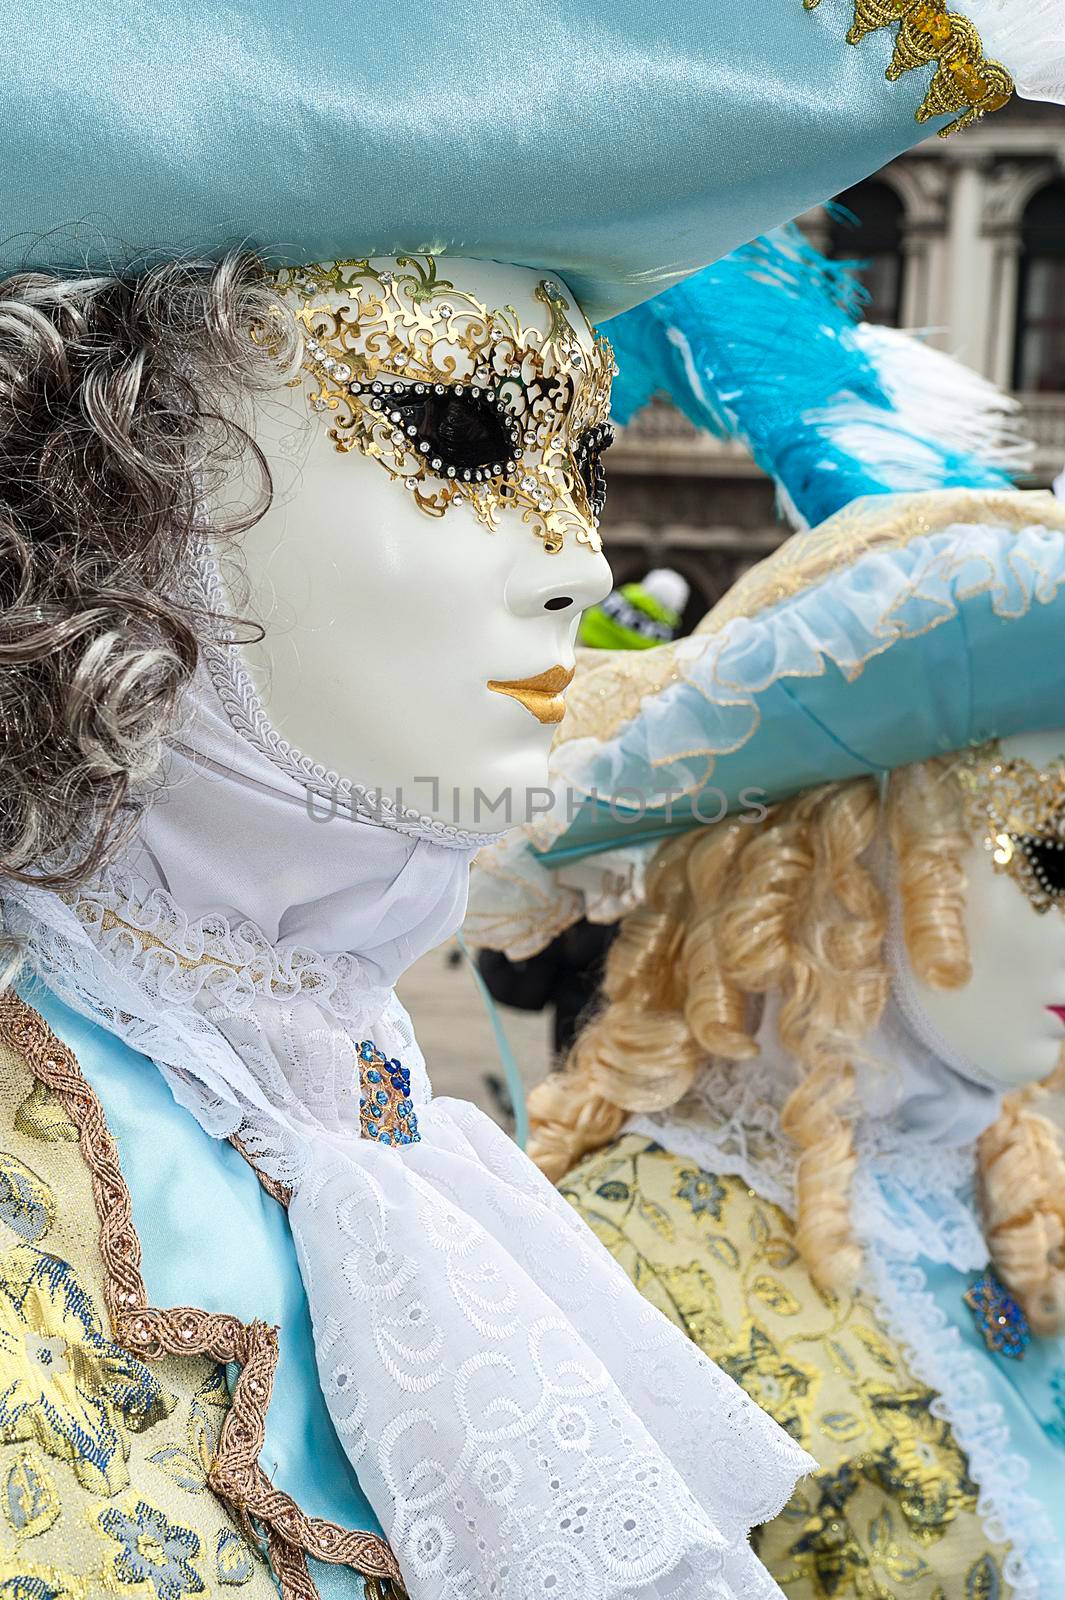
[{"x1": 1047, "y1": 1005, "x2": 1065, "y2": 1025}]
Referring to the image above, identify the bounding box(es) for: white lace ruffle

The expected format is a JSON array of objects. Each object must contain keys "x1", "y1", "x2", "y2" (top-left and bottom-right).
[
  {"x1": 631, "y1": 1045, "x2": 991, "y2": 1274},
  {"x1": 297, "y1": 1094, "x2": 811, "y2": 1600},
  {"x1": 73, "y1": 867, "x2": 385, "y2": 1021},
  {"x1": 850, "y1": 1147, "x2": 987, "y2": 1274},
  {"x1": 628, "y1": 1056, "x2": 797, "y2": 1215},
  {"x1": 466, "y1": 829, "x2": 652, "y2": 960},
  {"x1": 4, "y1": 878, "x2": 812, "y2": 1600}
]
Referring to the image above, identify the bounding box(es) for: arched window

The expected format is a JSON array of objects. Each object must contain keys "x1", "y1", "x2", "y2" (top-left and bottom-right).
[
  {"x1": 828, "y1": 180, "x2": 905, "y2": 327},
  {"x1": 1014, "y1": 181, "x2": 1065, "y2": 393}
]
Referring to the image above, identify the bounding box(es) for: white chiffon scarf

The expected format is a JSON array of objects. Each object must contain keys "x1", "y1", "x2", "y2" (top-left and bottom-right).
[{"x1": 2, "y1": 675, "x2": 811, "y2": 1600}]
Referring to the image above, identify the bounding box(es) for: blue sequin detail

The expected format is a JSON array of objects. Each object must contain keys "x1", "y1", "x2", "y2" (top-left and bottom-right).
[
  {"x1": 964, "y1": 1268, "x2": 1031, "y2": 1359},
  {"x1": 357, "y1": 1042, "x2": 421, "y2": 1146}
]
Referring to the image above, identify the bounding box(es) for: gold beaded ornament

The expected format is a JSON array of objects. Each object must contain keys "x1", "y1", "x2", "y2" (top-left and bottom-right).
[
  {"x1": 802, "y1": 0, "x2": 1014, "y2": 135},
  {"x1": 269, "y1": 256, "x2": 615, "y2": 555},
  {"x1": 959, "y1": 742, "x2": 1065, "y2": 914}
]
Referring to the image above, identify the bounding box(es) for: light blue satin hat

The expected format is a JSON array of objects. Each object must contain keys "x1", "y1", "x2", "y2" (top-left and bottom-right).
[
  {"x1": 539, "y1": 487, "x2": 1065, "y2": 864},
  {"x1": 0, "y1": 0, "x2": 1038, "y2": 319}
]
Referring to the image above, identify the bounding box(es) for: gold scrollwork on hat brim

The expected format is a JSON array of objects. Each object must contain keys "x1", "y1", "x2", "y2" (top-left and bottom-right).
[{"x1": 802, "y1": 0, "x2": 1015, "y2": 136}]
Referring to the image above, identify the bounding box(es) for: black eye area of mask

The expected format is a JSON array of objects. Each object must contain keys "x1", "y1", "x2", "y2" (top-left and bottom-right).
[
  {"x1": 358, "y1": 379, "x2": 520, "y2": 475},
  {"x1": 1018, "y1": 833, "x2": 1065, "y2": 898},
  {"x1": 575, "y1": 421, "x2": 615, "y2": 518}
]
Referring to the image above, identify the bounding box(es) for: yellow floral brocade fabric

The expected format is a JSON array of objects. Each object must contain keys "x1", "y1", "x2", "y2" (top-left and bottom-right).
[
  {"x1": 0, "y1": 1027, "x2": 277, "y2": 1599},
  {"x1": 562, "y1": 1135, "x2": 1014, "y2": 1600}
]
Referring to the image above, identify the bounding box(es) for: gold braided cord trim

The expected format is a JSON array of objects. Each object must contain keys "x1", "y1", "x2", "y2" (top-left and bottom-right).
[
  {"x1": 804, "y1": 0, "x2": 1015, "y2": 135},
  {"x1": 697, "y1": 488, "x2": 1065, "y2": 637},
  {"x1": 0, "y1": 990, "x2": 404, "y2": 1598},
  {"x1": 267, "y1": 1527, "x2": 321, "y2": 1600}
]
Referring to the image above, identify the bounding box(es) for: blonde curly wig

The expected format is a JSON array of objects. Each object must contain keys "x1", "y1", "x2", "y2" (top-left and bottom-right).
[{"x1": 528, "y1": 754, "x2": 1065, "y2": 1334}]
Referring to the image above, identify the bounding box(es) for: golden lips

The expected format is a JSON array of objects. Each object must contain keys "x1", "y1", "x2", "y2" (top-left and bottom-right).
[{"x1": 487, "y1": 664, "x2": 575, "y2": 725}]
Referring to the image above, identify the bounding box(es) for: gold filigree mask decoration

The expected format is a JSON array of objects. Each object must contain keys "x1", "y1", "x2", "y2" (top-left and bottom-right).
[
  {"x1": 959, "y1": 742, "x2": 1065, "y2": 914},
  {"x1": 269, "y1": 257, "x2": 616, "y2": 555}
]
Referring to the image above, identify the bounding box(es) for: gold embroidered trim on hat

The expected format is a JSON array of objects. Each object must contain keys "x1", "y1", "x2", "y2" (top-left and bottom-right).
[
  {"x1": 0, "y1": 990, "x2": 404, "y2": 1600},
  {"x1": 699, "y1": 489, "x2": 1065, "y2": 638},
  {"x1": 550, "y1": 489, "x2": 1065, "y2": 758},
  {"x1": 803, "y1": 0, "x2": 1014, "y2": 135}
]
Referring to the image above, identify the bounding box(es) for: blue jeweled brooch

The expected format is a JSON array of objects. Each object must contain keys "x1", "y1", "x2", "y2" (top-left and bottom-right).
[
  {"x1": 357, "y1": 1041, "x2": 420, "y2": 1147},
  {"x1": 964, "y1": 1268, "x2": 1030, "y2": 1359}
]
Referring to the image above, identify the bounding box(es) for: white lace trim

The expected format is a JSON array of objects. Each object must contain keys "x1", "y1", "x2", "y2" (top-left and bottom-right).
[
  {"x1": 627, "y1": 1056, "x2": 796, "y2": 1216},
  {"x1": 297, "y1": 1094, "x2": 812, "y2": 1600},
  {"x1": 71, "y1": 866, "x2": 386, "y2": 1021},
  {"x1": 3, "y1": 877, "x2": 405, "y2": 1152},
  {"x1": 466, "y1": 826, "x2": 652, "y2": 961},
  {"x1": 629, "y1": 1052, "x2": 986, "y2": 1270},
  {"x1": 195, "y1": 549, "x2": 498, "y2": 852},
  {"x1": 2, "y1": 875, "x2": 813, "y2": 1600},
  {"x1": 850, "y1": 1143, "x2": 987, "y2": 1274}
]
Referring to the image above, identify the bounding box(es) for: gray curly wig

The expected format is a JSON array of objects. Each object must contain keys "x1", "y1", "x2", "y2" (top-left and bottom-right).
[{"x1": 0, "y1": 252, "x2": 300, "y2": 888}]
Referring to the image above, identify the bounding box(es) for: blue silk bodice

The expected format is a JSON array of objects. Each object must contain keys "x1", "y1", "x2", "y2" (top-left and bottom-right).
[{"x1": 23, "y1": 979, "x2": 382, "y2": 1600}]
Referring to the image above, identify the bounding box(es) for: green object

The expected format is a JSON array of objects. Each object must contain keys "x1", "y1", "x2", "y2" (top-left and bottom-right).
[{"x1": 579, "y1": 583, "x2": 680, "y2": 650}]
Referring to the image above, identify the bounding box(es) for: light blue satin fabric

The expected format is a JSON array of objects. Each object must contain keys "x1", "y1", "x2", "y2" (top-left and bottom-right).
[
  {"x1": 922, "y1": 1260, "x2": 1065, "y2": 1576},
  {"x1": 21, "y1": 979, "x2": 381, "y2": 1600},
  {"x1": 539, "y1": 504, "x2": 1065, "y2": 864},
  {"x1": 0, "y1": 0, "x2": 946, "y2": 319}
]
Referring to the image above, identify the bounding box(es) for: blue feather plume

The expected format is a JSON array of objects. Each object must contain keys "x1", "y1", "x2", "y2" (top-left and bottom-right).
[{"x1": 602, "y1": 227, "x2": 1027, "y2": 529}]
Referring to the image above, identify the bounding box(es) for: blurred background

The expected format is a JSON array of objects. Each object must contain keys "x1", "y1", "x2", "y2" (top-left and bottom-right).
[{"x1": 404, "y1": 97, "x2": 1065, "y2": 1125}]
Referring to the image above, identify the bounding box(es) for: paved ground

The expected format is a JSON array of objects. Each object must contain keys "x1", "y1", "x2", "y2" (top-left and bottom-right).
[{"x1": 396, "y1": 940, "x2": 554, "y2": 1134}]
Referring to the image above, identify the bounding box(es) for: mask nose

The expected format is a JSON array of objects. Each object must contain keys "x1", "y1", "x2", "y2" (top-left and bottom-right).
[{"x1": 504, "y1": 540, "x2": 612, "y2": 620}]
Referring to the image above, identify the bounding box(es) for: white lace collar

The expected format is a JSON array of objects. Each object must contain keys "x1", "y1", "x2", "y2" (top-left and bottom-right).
[{"x1": 1, "y1": 677, "x2": 811, "y2": 1600}]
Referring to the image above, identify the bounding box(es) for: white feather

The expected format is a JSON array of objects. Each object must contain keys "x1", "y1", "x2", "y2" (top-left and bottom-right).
[
  {"x1": 964, "y1": 0, "x2": 1065, "y2": 104},
  {"x1": 852, "y1": 323, "x2": 1034, "y2": 475}
]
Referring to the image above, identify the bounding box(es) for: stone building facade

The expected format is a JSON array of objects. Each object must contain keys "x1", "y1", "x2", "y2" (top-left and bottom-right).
[{"x1": 601, "y1": 101, "x2": 1065, "y2": 629}]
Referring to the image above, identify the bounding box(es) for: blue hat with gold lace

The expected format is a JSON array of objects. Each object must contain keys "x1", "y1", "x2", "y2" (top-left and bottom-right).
[
  {"x1": 537, "y1": 483, "x2": 1065, "y2": 866},
  {"x1": 464, "y1": 476, "x2": 1065, "y2": 959},
  {"x1": 2, "y1": 0, "x2": 1061, "y2": 318}
]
